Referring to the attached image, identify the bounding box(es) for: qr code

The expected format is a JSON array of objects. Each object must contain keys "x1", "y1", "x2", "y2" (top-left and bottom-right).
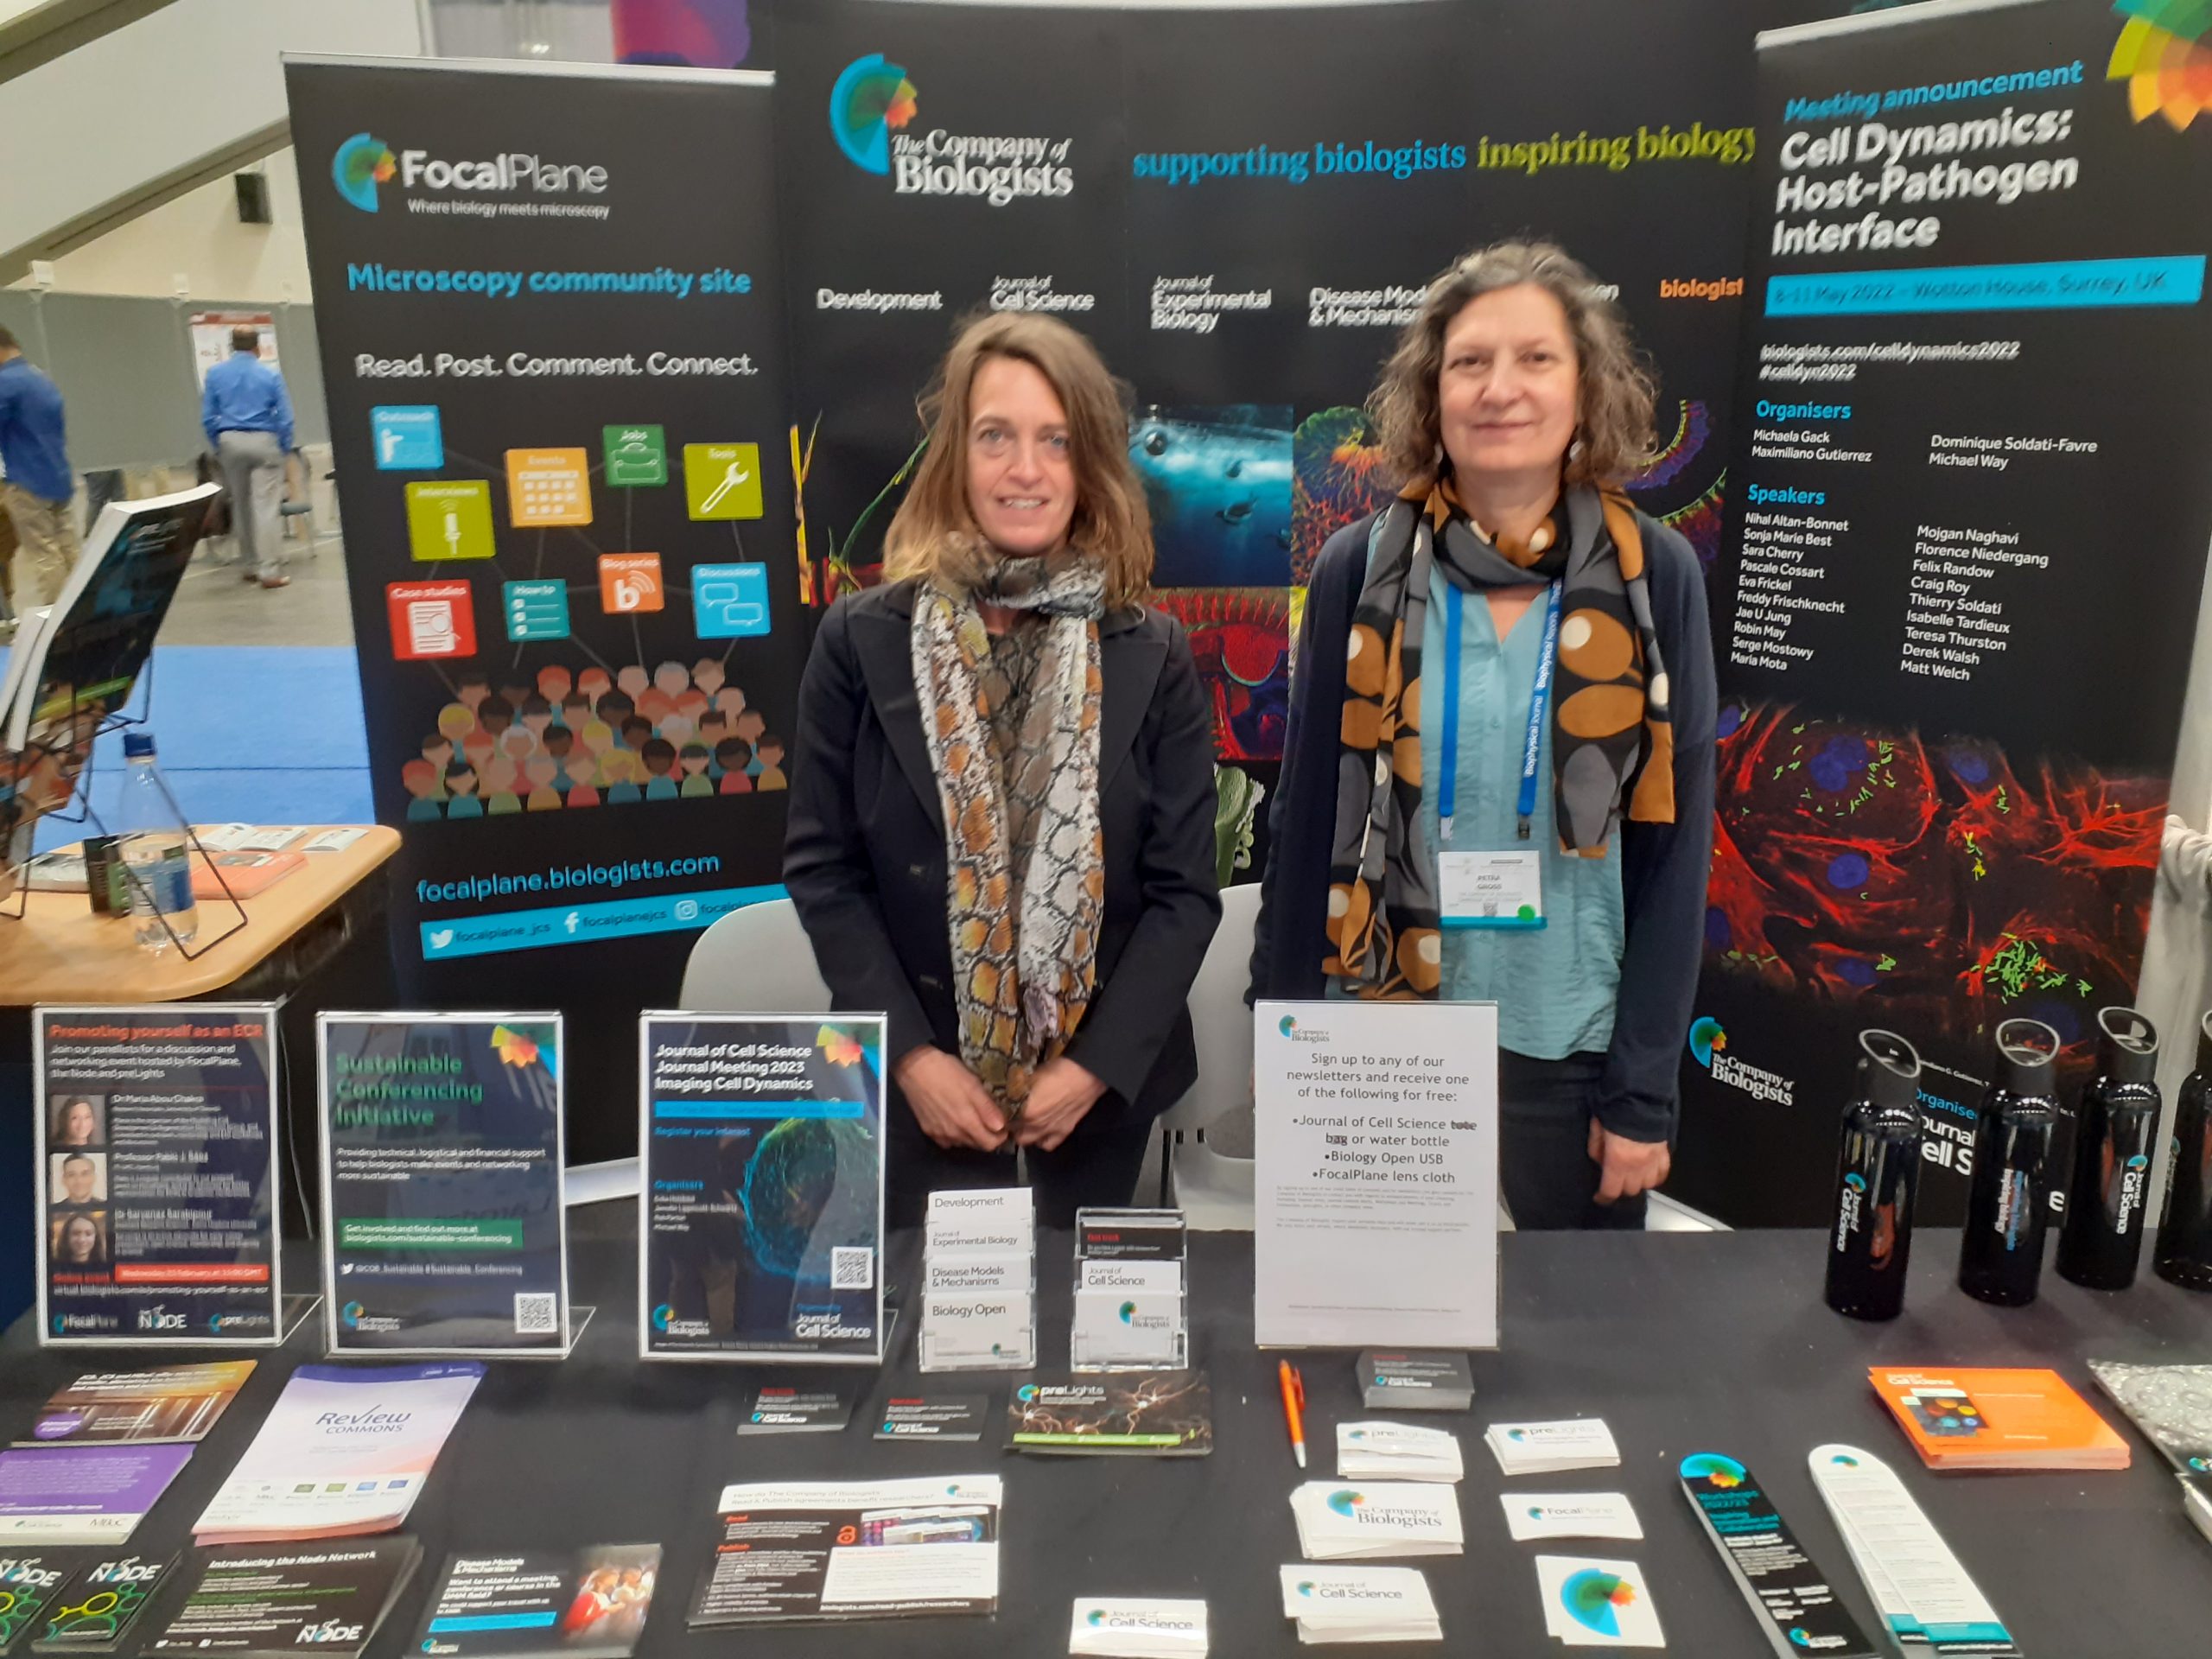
[
  {"x1": 830, "y1": 1248, "x2": 874, "y2": 1290},
  {"x1": 513, "y1": 1293, "x2": 559, "y2": 1335}
]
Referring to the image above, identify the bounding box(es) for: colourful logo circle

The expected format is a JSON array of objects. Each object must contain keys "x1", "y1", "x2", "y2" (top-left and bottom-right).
[
  {"x1": 830, "y1": 54, "x2": 918, "y2": 175},
  {"x1": 1688, "y1": 1016, "x2": 1726, "y2": 1067},
  {"x1": 1326, "y1": 1490, "x2": 1366, "y2": 1516},
  {"x1": 1681, "y1": 1452, "x2": 1747, "y2": 1488},
  {"x1": 2109, "y1": 3, "x2": 2212, "y2": 131},
  {"x1": 1561, "y1": 1569, "x2": 1637, "y2": 1637},
  {"x1": 1844, "y1": 1172, "x2": 1867, "y2": 1192},
  {"x1": 1017, "y1": 1384, "x2": 1039, "y2": 1403},
  {"x1": 340, "y1": 1300, "x2": 365, "y2": 1328},
  {"x1": 1281, "y1": 1015, "x2": 1298, "y2": 1037},
  {"x1": 650, "y1": 1303, "x2": 673, "y2": 1332},
  {"x1": 332, "y1": 133, "x2": 397, "y2": 212},
  {"x1": 1119, "y1": 1301, "x2": 1137, "y2": 1324}
]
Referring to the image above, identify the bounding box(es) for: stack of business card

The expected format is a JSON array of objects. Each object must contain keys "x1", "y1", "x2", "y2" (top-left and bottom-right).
[
  {"x1": 1501, "y1": 1494, "x2": 1643, "y2": 1542},
  {"x1": 1289, "y1": 1482, "x2": 1463, "y2": 1560},
  {"x1": 1277, "y1": 1566, "x2": 1440, "y2": 1645},
  {"x1": 2184, "y1": 1473, "x2": 2212, "y2": 1548},
  {"x1": 1067, "y1": 1597, "x2": 1207, "y2": 1657},
  {"x1": 1485, "y1": 1418, "x2": 1620, "y2": 1476},
  {"x1": 919, "y1": 1189, "x2": 1036, "y2": 1371},
  {"x1": 1535, "y1": 1555, "x2": 1664, "y2": 1649},
  {"x1": 1071, "y1": 1259, "x2": 1185, "y2": 1369},
  {"x1": 1356, "y1": 1352, "x2": 1473, "y2": 1414},
  {"x1": 1336, "y1": 1423, "x2": 1463, "y2": 1483}
]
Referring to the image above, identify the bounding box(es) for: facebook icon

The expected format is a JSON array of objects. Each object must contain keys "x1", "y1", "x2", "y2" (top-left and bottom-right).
[
  {"x1": 692, "y1": 562, "x2": 772, "y2": 639},
  {"x1": 371, "y1": 406, "x2": 443, "y2": 470}
]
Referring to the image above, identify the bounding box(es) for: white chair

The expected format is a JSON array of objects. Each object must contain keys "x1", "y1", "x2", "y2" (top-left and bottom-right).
[
  {"x1": 678, "y1": 896, "x2": 832, "y2": 1011},
  {"x1": 1159, "y1": 883, "x2": 1262, "y2": 1229}
]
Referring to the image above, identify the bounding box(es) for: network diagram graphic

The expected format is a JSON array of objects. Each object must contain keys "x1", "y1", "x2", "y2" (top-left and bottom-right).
[{"x1": 366, "y1": 405, "x2": 787, "y2": 823}]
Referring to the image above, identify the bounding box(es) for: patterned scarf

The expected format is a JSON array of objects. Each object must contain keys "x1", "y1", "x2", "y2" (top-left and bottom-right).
[
  {"x1": 1325, "y1": 480, "x2": 1674, "y2": 999},
  {"x1": 912, "y1": 547, "x2": 1108, "y2": 1114}
]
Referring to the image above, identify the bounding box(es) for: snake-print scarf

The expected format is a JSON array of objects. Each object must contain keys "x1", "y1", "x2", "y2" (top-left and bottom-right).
[
  {"x1": 912, "y1": 547, "x2": 1107, "y2": 1115},
  {"x1": 1325, "y1": 480, "x2": 1674, "y2": 998}
]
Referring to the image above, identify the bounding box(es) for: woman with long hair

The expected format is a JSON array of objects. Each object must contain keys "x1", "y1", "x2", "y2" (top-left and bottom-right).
[{"x1": 785, "y1": 313, "x2": 1220, "y2": 1225}]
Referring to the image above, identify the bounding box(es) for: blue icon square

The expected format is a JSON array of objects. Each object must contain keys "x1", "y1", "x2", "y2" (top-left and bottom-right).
[
  {"x1": 692, "y1": 562, "x2": 771, "y2": 639},
  {"x1": 504, "y1": 579, "x2": 571, "y2": 642},
  {"x1": 372, "y1": 405, "x2": 442, "y2": 470}
]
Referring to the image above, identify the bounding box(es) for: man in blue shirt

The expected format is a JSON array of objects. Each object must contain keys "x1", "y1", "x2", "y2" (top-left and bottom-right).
[
  {"x1": 201, "y1": 325, "x2": 295, "y2": 589},
  {"x1": 0, "y1": 325, "x2": 81, "y2": 619}
]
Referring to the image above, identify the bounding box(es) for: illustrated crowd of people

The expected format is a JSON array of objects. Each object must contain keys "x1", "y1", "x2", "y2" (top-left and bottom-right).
[{"x1": 402, "y1": 658, "x2": 786, "y2": 820}]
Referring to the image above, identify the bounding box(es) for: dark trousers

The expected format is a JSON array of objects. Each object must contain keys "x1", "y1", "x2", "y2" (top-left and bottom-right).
[
  {"x1": 1500, "y1": 1050, "x2": 1650, "y2": 1231},
  {"x1": 887, "y1": 1099, "x2": 1154, "y2": 1230}
]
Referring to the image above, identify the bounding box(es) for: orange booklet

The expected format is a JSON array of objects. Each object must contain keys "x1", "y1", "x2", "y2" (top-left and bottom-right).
[{"x1": 1869, "y1": 1367, "x2": 2130, "y2": 1471}]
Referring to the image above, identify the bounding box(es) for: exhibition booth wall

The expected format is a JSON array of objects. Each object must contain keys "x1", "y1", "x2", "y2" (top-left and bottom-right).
[{"x1": 272, "y1": 0, "x2": 2212, "y2": 1221}]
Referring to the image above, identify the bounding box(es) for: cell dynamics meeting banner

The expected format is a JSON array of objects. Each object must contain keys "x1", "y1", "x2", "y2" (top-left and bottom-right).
[{"x1": 1673, "y1": 0, "x2": 2212, "y2": 1224}]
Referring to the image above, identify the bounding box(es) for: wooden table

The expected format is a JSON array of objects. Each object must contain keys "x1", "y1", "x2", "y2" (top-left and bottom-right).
[{"x1": 0, "y1": 826, "x2": 398, "y2": 1004}]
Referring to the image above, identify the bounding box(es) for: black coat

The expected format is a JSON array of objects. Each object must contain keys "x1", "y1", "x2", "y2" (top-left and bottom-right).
[{"x1": 783, "y1": 579, "x2": 1223, "y2": 1125}]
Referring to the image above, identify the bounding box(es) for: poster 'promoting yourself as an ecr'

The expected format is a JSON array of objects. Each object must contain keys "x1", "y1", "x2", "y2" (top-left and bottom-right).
[
  {"x1": 638, "y1": 1014, "x2": 886, "y2": 1363},
  {"x1": 35, "y1": 1005, "x2": 282, "y2": 1347},
  {"x1": 318, "y1": 1013, "x2": 570, "y2": 1356}
]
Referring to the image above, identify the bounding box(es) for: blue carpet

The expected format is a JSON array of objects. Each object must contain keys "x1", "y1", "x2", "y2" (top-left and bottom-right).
[{"x1": 3, "y1": 645, "x2": 373, "y2": 849}]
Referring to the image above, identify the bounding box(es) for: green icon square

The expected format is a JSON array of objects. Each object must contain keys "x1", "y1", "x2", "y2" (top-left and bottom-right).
[
  {"x1": 684, "y1": 442, "x2": 763, "y2": 520},
  {"x1": 603, "y1": 423, "x2": 667, "y2": 487},
  {"x1": 405, "y1": 480, "x2": 495, "y2": 562}
]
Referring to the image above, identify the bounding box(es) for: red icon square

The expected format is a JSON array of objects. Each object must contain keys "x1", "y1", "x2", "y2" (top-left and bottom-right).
[{"x1": 387, "y1": 580, "x2": 477, "y2": 660}]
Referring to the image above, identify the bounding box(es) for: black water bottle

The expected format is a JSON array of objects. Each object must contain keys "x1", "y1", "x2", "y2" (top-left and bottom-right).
[
  {"x1": 2154, "y1": 1011, "x2": 2212, "y2": 1294},
  {"x1": 2056, "y1": 1007, "x2": 2162, "y2": 1290},
  {"x1": 1959, "y1": 1018, "x2": 2061, "y2": 1306},
  {"x1": 1825, "y1": 1029, "x2": 1924, "y2": 1321}
]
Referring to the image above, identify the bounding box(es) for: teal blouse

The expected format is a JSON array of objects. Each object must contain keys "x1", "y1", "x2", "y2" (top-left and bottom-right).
[{"x1": 1416, "y1": 565, "x2": 1624, "y2": 1058}]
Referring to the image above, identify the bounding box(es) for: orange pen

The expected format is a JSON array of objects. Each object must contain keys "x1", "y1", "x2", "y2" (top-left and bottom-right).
[{"x1": 1279, "y1": 1359, "x2": 1307, "y2": 1468}]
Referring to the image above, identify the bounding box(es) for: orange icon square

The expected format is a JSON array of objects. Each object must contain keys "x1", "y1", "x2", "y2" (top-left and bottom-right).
[
  {"x1": 505, "y1": 448, "x2": 593, "y2": 526},
  {"x1": 600, "y1": 552, "x2": 664, "y2": 613}
]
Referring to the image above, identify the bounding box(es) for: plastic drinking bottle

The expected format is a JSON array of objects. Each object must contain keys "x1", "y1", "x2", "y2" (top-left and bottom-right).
[
  {"x1": 1826, "y1": 1029, "x2": 1924, "y2": 1321},
  {"x1": 2056, "y1": 1007, "x2": 2161, "y2": 1290},
  {"x1": 2154, "y1": 1011, "x2": 2212, "y2": 1294},
  {"x1": 1958, "y1": 1018, "x2": 2062, "y2": 1307}
]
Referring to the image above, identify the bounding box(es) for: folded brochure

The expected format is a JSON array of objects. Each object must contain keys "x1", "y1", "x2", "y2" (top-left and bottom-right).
[
  {"x1": 412, "y1": 1546, "x2": 660, "y2": 1659},
  {"x1": 149, "y1": 1538, "x2": 421, "y2": 1658},
  {"x1": 689, "y1": 1476, "x2": 1000, "y2": 1624},
  {"x1": 1869, "y1": 1368, "x2": 2126, "y2": 1471},
  {"x1": 194, "y1": 1363, "x2": 481, "y2": 1544},
  {"x1": 1009, "y1": 1375, "x2": 1212, "y2": 1455},
  {"x1": 20, "y1": 1363, "x2": 255, "y2": 1446},
  {"x1": 0, "y1": 1444, "x2": 193, "y2": 1544}
]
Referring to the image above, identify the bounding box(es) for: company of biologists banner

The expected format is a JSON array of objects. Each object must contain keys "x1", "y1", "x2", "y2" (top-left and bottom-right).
[
  {"x1": 1672, "y1": 0, "x2": 2212, "y2": 1224},
  {"x1": 287, "y1": 58, "x2": 804, "y2": 1157},
  {"x1": 778, "y1": 0, "x2": 1808, "y2": 813}
]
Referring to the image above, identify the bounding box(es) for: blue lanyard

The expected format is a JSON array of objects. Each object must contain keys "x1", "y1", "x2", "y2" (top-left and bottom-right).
[{"x1": 1439, "y1": 582, "x2": 1560, "y2": 843}]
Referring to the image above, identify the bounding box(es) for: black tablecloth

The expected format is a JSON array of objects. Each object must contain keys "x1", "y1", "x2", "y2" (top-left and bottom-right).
[{"x1": 5, "y1": 1213, "x2": 2205, "y2": 1654}]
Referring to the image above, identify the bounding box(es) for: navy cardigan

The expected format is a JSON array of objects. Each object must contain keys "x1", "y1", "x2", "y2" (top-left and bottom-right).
[{"x1": 1249, "y1": 507, "x2": 1718, "y2": 1143}]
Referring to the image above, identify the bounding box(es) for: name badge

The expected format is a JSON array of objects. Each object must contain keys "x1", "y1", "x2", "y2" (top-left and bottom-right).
[{"x1": 1439, "y1": 850, "x2": 1544, "y2": 929}]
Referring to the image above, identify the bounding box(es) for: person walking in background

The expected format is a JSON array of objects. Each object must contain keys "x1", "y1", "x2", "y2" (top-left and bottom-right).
[
  {"x1": 0, "y1": 324, "x2": 81, "y2": 617},
  {"x1": 201, "y1": 325, "x2": 294, "y2": 590}
]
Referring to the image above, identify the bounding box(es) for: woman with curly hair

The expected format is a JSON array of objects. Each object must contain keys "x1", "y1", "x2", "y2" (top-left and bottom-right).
[{"x1": 1251, "y1": 241, "x2": 1716, "y2": 1230}]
